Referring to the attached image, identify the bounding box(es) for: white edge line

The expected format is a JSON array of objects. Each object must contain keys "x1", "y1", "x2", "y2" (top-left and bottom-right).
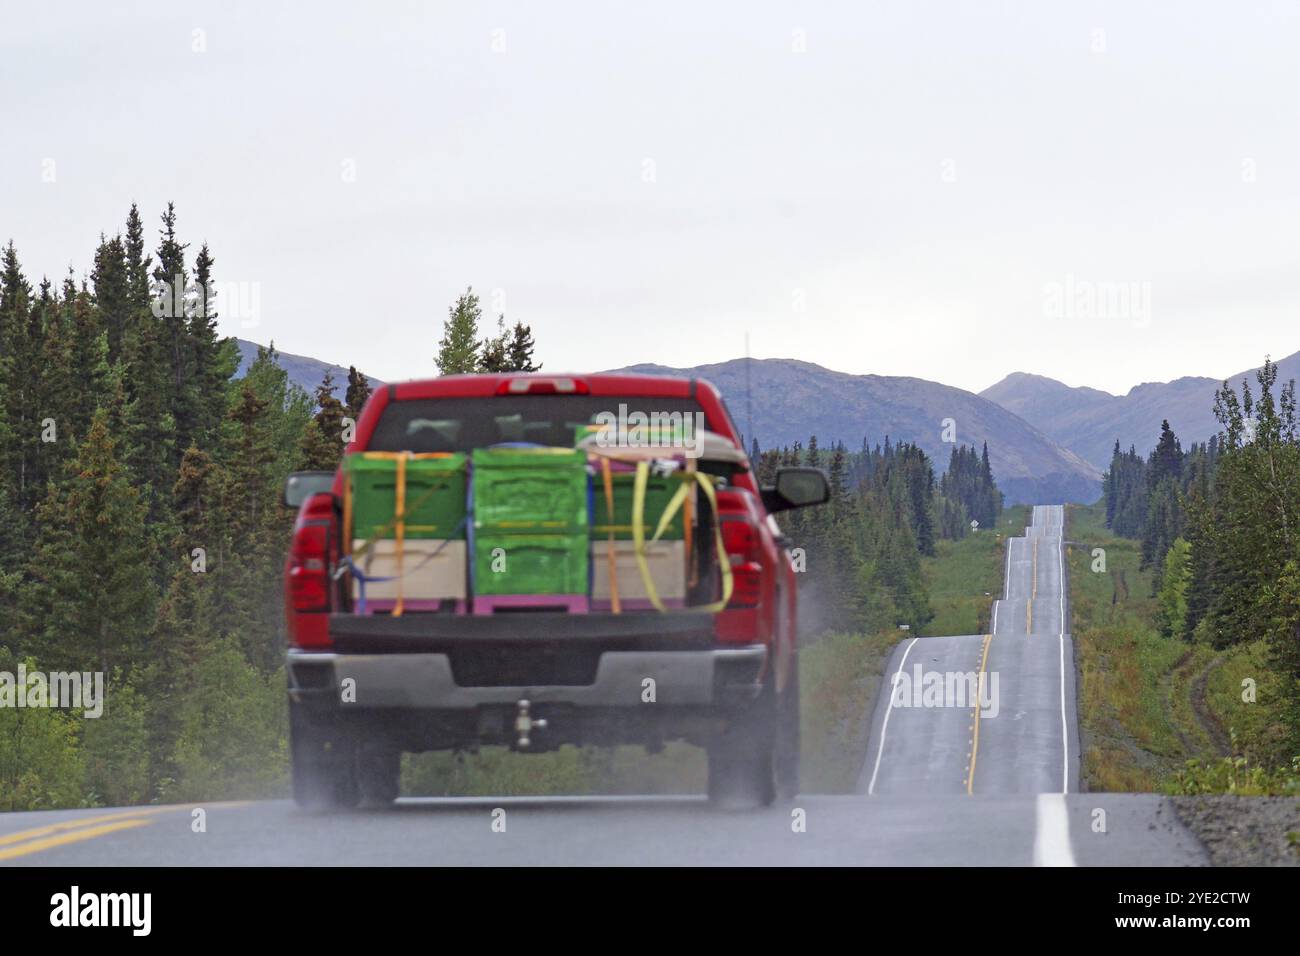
[
  {"x1": 865, "y1": 637, "x2": 919, "y2": 795},
  {"x1": 1002, "y1": 527, "x2": 1012, "y2": 601},
  {"x1": 1033, "y1": 792, "x2": 1077, "y2": 866},
  {"x1": 1057, "y1": 510, "x2": 1069, "y2": 794}
]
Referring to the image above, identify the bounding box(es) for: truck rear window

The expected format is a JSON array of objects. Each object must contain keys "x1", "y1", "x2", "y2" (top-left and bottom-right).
[{"x1": 366, "y1": 395, "x2": 712, "y2": 454}]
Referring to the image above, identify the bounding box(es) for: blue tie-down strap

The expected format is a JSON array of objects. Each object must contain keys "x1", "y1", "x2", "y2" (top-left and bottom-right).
[
  {"x1": 334, "y1": 555, "x2": 396, "y2": 616},
  {"x1": 334, "y1": 515, "x2": 470, "y2": 614}
]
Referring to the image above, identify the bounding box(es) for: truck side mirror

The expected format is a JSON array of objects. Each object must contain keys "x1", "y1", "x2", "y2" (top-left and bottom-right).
[
  {"x1": 284, "y1": 471, "x2": 336, "y2": 509},
  {"x1": 761, "y1": 467, "x2": 831, "y2": 513}
]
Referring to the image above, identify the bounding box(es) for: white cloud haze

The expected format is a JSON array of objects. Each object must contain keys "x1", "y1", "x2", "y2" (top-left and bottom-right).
[{"x1": 3, "y1": 0, "x2": 1299, "y2": 395}]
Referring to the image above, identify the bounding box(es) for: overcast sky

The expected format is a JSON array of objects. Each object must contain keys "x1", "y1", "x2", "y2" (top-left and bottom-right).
[{"x1": 3, "y1": 1, "x2": 1299, "y2": 395}]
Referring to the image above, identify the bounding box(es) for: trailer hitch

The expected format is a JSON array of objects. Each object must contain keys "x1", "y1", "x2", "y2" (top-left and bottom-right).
[{"x1": 513, "y1": 699, "x2": 547, "y2": 749}]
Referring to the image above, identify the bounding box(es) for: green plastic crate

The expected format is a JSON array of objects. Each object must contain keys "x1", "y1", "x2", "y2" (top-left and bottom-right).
[
  {"x1": 472, "y1": 447, "x2": 589, "y2": 534},
  {"x1": 473, "y1": 532, "x2": 589, "y2": 595},
  {"x1": 590, "y1": 471, "x2": 686, "y2": 540},
  {"x1": 346, "y1": 453, "x2": 468, "y2": 540}
]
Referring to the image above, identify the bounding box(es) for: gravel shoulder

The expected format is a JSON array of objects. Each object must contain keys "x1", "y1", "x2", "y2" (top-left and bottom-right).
[{"x1": 1170, "y1": 795, "x2": 1300, "y2": 866}]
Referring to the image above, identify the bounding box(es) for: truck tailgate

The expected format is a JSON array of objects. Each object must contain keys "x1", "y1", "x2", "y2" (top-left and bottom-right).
[{"x1": 327, "y1": 610, "x2": 717, "y2": 653}]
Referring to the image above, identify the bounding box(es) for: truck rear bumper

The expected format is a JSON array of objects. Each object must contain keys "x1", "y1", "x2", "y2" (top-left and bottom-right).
[
  {"x1": 287, "y1": 611, "x2": 768, "y2": 750},
  {"x1": 287, "y1": 644, "x2": 766, "y2": 710}
]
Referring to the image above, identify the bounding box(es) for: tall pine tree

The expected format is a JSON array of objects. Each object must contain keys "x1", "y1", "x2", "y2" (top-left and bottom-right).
[
  {"x1": 22, "y1": 410, "x2": 154, "y2": 673},
  {"x1": 436, "y1": 287, "x2": 482, "y2": 374}
]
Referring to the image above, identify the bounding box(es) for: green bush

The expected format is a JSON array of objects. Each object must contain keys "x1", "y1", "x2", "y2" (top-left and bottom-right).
[
  {"x1": 81, "y1": 670, "x2": 150, "y2": 807},
  {"x1": 162, "y1": 638, "x2": 287, "y2": 802},
  {"x1": 1171, "y1": 745, "x2": 1300, "y2": 797},
  {"x1": 0, "y1": 654, "x2": 87, "y2": 811}
]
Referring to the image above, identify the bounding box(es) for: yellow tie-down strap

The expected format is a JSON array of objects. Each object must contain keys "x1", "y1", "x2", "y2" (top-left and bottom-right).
[
  {"x1": 600, "y1": 458, "x2": 621, "y2": 614},
  {"x1": 630, "y1": 460, "x2": 732, "y2": 614}
]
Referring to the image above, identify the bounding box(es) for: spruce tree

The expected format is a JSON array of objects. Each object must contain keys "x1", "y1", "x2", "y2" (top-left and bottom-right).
[
  {"x1": 478, "y1": 316, "x2": 510, "y2": 372},
  {"x1": 124, "y1": 204, "x2": 153, "y2": 306},
  {"x1": 189, "y1": 242, "x2": 240, "y2": 452},
  {"x1": 153, "y1": 202, "x2": 190, "y2": 410},
  {"x1": 298, "y1": 371, "x2": 348, "y2": 470},
  {"x1": 0, "y1": 243, "x2": 39, "y2": 518},
  {"x1": 121, "y1": 205, "x2": 178, "y2": 524},
  {"x1": 1104, "y1": 440, "x2": 1122, "y2": 526},
  {"x1": 505, "y1": 321, "x2": 541, "y2": 372},
  {"x1": 22, "y1": 409, "x2": 153, "y2": 673},
  {"x1": 31, "y1": 281, "x2": 79, "y2": 489},
  {"x1": 345, "y1": 365, "x2": 372, "y2": 420},
  {"x1": 65, "y1": 273, "x2": 111, "y2": 438},
  {"x1": 1148, "y1": 419, "x2": 1183, "y2": 488},
  {"x1": 241, "y1": 343, "x2": 313, "y2": 488},
  {"x1": 436, "y1": 287, "x2": 482, "y2": 374},
  {"x1": 216, "y1": 384, "x2": 284, "y2": 667},
  {"x1": 148, "y1": 445, "x2": 223, "y2": 745},
  {"x1": 828, "y1": 445, "x2": 847, "y2": 498},
  {"x1": 92, "y1": 235, "x2": 131, "y2": 364}
]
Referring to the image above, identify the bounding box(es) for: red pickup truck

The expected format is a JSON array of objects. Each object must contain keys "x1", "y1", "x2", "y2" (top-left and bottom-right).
[{"x1": 282, "y1": 372, "x2": 828, "y2": 809}]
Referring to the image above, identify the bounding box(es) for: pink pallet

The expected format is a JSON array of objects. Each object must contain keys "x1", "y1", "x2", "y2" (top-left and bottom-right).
[
  {"x1": 472, "y1": 594, "x2": 589, "y2": 615},
  {"x1": 362, "y1": 598, "x2": 469, "y2": 615}
]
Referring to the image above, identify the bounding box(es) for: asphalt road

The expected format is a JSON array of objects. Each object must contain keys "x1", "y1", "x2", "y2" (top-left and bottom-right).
[
  {"x1": 861, "y1": 504, "x2": 1078, "y2": 797},
  {"x1": 0, "y1": 793, "x2": 1205, "y2": 866},
  {"x1": 0, "y1": 504, "x2": 1210, "y2": 866}
]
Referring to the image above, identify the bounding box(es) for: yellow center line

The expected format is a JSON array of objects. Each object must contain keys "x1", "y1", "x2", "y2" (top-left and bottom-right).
[
  {"x1": 0, "y1": 818, "x2": 158, "y2": 861},
  {"x1": 0, "y1": 801, "x2": 249, "y2": 862},
  {"x1": 0, "y1": 807, "x2": 173, "y2": 848},
  {"x1": 966, "y1": 632, "x2": 993, "y2": 796}
]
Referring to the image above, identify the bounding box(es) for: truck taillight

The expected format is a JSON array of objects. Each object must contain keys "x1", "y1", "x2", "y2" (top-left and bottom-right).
[
  {"x1": 286, "y1": 493, "x2": 337, "y2": 649},
  {"x1": 721, "y1": 516, "x2": 763, "y2": 608},
  {"x1": 288, "y1": 522, "x2": 330, "y2": 611}
]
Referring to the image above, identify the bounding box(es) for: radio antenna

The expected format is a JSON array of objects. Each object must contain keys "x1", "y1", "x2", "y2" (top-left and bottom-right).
[{"x1": 745, "y1": 331, "x2": 753, "y2": 454}]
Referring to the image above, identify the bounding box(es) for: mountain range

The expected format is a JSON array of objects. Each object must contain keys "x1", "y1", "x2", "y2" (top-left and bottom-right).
[
  {"x1": 234, "y1": 339, "x2": 385, "y2": 396},
  {"x1": 979, "y1": 351, "x2": 1300, "y2": 472},
  {"x1": 605, "y1": 360, "x2": 1102, "y2": 506},
  {"x1": 235, "y1": 337, "x2": 1299, "y2": 507}
]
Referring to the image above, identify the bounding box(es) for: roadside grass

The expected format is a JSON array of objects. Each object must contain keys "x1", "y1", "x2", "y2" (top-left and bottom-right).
[
  {"x1": 1174, "y1": 642, "x2": 1299, "y2": 795},
  {"x1": 1165, "y1": 645, "x2": 1223, "y2": 757},
  {"x1": 1203, "y1": 641, "x2": 1291, "y2": 768},
  {"x1": 1067, "y1": 501, "x2": 1194, "y2": 790},
  {"x1": 798, "y1": 630, "x2": 900, "y2": 792},
  {"x1": 923, "y1": 504, "x2": 1028, "y2": 636},
  {"x1": 1065, "y1": 501, "x2": 1293, "y2": 793}
]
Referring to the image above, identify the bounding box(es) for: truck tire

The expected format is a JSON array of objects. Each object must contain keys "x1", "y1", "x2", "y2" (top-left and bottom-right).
[
  {"x1": 707, "y1": 677, "x2": 777, "y2": 809},
  {"x1": 290, "y1": 703, "x2": 361, "y2": 811},
  {"x1": 773, "y1": 658, "x2": 800, "y2": 802}
]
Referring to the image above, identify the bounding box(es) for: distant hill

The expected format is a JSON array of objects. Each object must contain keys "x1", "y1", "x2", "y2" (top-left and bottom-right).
[
  {"x1": 979, "y1": 373, "x2": 1118, "y2": 433},
  {"x1": 606, "y1": 358, "x2": 1102, "y2": 505},
  {"x1": 980, "y1": 351, "x2": 1300, "y2": 470},
  {"x1": 234, "y1": 339, "x2": 384, "y2": 397}
]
